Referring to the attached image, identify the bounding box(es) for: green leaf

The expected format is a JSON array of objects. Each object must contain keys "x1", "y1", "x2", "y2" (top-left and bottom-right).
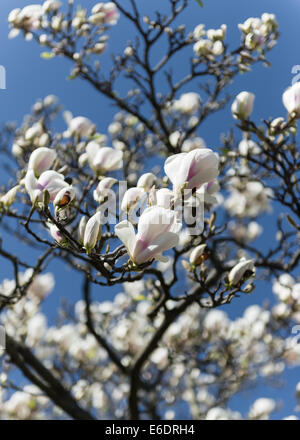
[
  {"x1": 195, "y1": 0, "x2": 204, "y2": 7},
  {"x1": 41, "y1": 52, "x2": 55, "y2": 59},
  {"x1": 134, "y1": 295, "x2": 146, "y2": 301}
]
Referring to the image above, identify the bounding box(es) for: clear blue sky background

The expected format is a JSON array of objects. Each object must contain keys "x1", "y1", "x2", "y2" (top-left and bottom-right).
[{"x1": 0, "y1": 0, "x2": 300, "y2": 419}]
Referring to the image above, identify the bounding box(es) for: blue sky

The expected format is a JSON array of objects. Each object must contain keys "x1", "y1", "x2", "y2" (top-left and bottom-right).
[{"x1": 1, "y1": 0, "x2": 300, "y2": 419}]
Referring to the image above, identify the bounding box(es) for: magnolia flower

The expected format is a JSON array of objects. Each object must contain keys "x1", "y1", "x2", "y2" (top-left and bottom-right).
[
  {"x1": 24, "y1": 169, "x2": 68, "y2": 203},
  {"x1": 212, "y1": 41, "x2": 224, "y2": 55},
  {"x1": 282, "y1": 82, "x2": 300, "y2": 116},
  {"x1": 172, "y1": 92, "x2": 201, "y2": 114},
  {"x1": 115, "y1": 206, "x2": 181, "y2": 265},
  {"x1": 228, "y1": 258, "x2": 255, "y2": 286},
  {"x1": 164, "y1": 148, "x2": 219, "y2": 193},
  {"x1": 77, "y1": 216, "x2": 87, "y2": 244},
  {"x1": 0, "y1": 185, "x2": 20, "y2": 207},
  {"x1": 189, "y1": 244, "x2": 207, "y2": 266},
  {"x1": 149, "y1": 188, "x2": 174, "y2": 210},
  {"x1": 202, "y1": 180, "x2": 220, "y2": 206},
  {"x1": 207, "y1": 25, "x2": 227, "y2": 41},
  {"x1": 193, "y1": 39, "x2": 213, "y2": 56},
  {"x1": 8, "y1": 5, "x2": 43, "y2": 33},
  {"x1": 43, "y1": 0, "x2": 61, "y2": 13},
  {"x1": 238, "y1": 139, "x2": 261, "y2": 155},
  {"x1": 86, "y1": 142, "x2": 123, "y2": 174},
  {"x1": 248, "y1": 398, "x2": 276, "y2": 420},
  {"x1": 121, "y1": 187, "x2": 146, "y2": 214},
  {"x1": 84, "y1": 212, "x2": 102, "y2": 254},
  {"x1": 137, "y1": 173, "x2": 156, "y2": 191},
  {"x1": 64, "y1": 114, "x2": 96, "y2": 138},
  {"x1": 93, "y1": 177, "x2": 117, "y2": 203},
  {"x1": 182, "y1": 137, "x2": 206, "y2": 152},
  {"x1": 53, "y1": 186, "x2": 76, "y2": 209},
  {"x1": 89, "y1": 2, "x2": 120, "y2": 26},
  {"x1": 231, "y1": 91, "x2": 255, "y2": 120},
  {"x1": 193, "y1": 24, "x2": 206, "y2": 40},
  {"x1": 47, "y1": 222, "x2": 67, "y2": 245},
  {"x1": 28, "y1": 147, "x2": 57, "y2": 176},
  {"x1": 25, "y1": 122, "x2": 44, "y2": 141},
  {"x1": 169, "y1": 131, "x2": 181, "y2": 148}
]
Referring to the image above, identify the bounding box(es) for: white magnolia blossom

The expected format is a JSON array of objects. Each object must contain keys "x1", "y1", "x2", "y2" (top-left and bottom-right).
[
  {"x1": 8, "y1": 5, "x2": 43, "y2": 36},
  {"x1": 89, "y1": 2, "x2": 120, "y2": 26},
  {"x1": 86, "y1": 141, "x2": 123, "y2": 174},
  {"x1": 189, "y1": 244, "x2": 207, "y2": 266},
  {"x1": 228, "y1": 220, "x2": 262, "y2": 243},
  {"x1": 238, "y1": 14, "x2": 278, "y2": 51},
  {"x1": 282, "y1": 82, "x2": 300, "y2": 116},
  {"x1": 193, "y1": 24, "x2": 205, "y2": 40},
  {"x1": 164, "y1": 148, "x2": 219, "y2": 193},
  {"x1": 48, "y1": 222, "x2": 67, "y2": 245},
  {"x1": 24, "y1": 169, "x2": 68, "y2": 203},
  {"x1": 206, "y1": 408, "x2": 242, "y2": 420},
  {"x1": 169, "y1": 131, "x2": 181, "y2": 148},
  {"x1": 77, "y1": 216, "x2": 87, "y2": 244},
  {"x1": 115, "y1": 206, "x2": 181, "y2": 265},
  {"x1": 239, "y1": 139, "x2": 261, "y2": 155},
  {"x1": 121, "y1": 187, "x2": 146, "y2": 214},
  {"x1": 43, "y1": 1, "x2": 61, "y2": 13},
  {"x1": 248, "y1": 398, "x2": 276, "y2": 420},
  {"x1": 231, "y1": 91, "x2": 255, "y2": 120},
  {"x1": 93, "y1": 177, "x2": 117, "y2": 203},
  {"x1": 65, "y1": 115, "x2": 96, "y2": 138},
  {"x1": 149, "y1": 188, "x2": 174, "y2": 210},
  {"x1": 206, "y1": 25, "x2": 227, "y2": 41},
  {"x1": 172, "y1": 92, "x2": 201, "y2": 114},
  {"x1": 25, "y1": 122, "x2": 44, "y2": 141},
  {"x1": 28, "y1": 147, "x2": 57, "y2": 176},
  {"x1": 83, "y1": 212, "x2": 102, "y2": 254},
  {"x1": 137, "y1": 173, "x2": 156, "y2": 191},
  {"x1": 1, "y1": 1, "x2": 297, "y2": 421},
  {"x1": 272, "y1": 274, "x2": 300, "y2": 303},
  {"x1": 0, "y1": 185, "x2": 20, "y2": 207},
  {"x1": 225, "y1": 178, "x2": 272, "y2": 218},
  {"x1": 193, "y1": 39, "x2": 213, "y2": 56},
  {"x1": 228, "y1": 258, "x2": 255, "y2": 286},
  {"x1": 53, "y1": 186, "x2": 76, "y2": 208},
  {"x1": 203, "y1": 309, "x2": 230, "y2": 332},
  {"x1": 181, "y1": 136, "x2": 206, "y2": 152}
]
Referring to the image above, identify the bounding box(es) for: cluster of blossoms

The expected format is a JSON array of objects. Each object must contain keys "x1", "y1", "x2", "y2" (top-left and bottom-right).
[
  {"x1": 2, "y1": 0, "x2": 300, "y2": 421},
  {"x1": 238, "y1": 13, "x2": 278, "y2": 52},
  {"x1": 82, "y1": 145, "x2": 219, "y2": 264},
  {"x1": 8, "y1": 2, "x2": 119, "y2": 61},
  {"x1": 2, "y1": 93, "x2": 221, "y2": 268},
  {"x1": 225, "y1": 177, "x2": 272, "y2": 218},
  {"x1": 193, "y1": 23, "x2": 227, "y2": 57},
  {"x1": 1, "y1": 270, "x2": 300, "y2": 419}
]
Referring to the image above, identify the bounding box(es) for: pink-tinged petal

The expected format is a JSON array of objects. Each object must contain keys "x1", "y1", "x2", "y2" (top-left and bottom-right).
[
  {"x1": 115, "y1": 220, "x2": 136, "y2": 257},
  {"x1": 134, "y1": 231, "x2": 179, "y2": 264},
  {"x1": 186, "y1": 149, "x2": 219, "y2": 190},
  {"x1": 37, "y1": 171, "x2": 68, "y2": 201},
  {"x1": 28, "y1": 147, "x2": 57, "y2": 176},
  {"x1": 93, "y1": 147, "x2": 123, "y2": 172},
  {"x1": 24, "y1": 170, "x2": 39, "y2": 201},
  {"x1": 164, "y1": 153, "x2": 188, "y2": 188},
  {"x1": 136, "y1": 206, "x2": 179, "y2": 244},
  {"x1": 86, "y1": 141, "x2": 100, "y2": 164}
]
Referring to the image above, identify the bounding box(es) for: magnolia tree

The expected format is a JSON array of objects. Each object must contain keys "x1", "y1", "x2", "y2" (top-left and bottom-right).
[{"x1": 1, "y1": 0, "x2": 300, "y2": 421}]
